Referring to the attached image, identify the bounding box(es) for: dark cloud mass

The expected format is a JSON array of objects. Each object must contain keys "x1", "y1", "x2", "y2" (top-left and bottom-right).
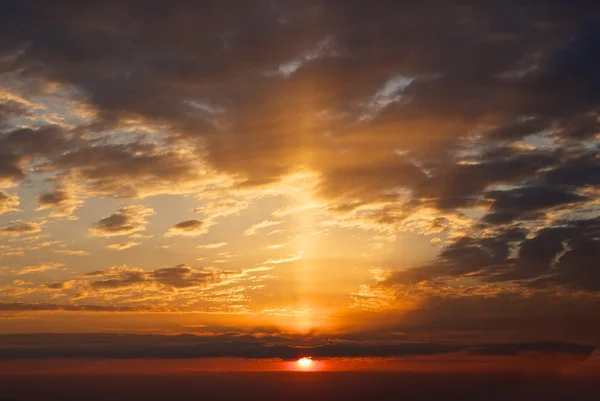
[
  {"x1": 0, "y1": 0, "x2": 598, "y2": 211},
  {"x1": 385, "y1": 218, "x2": 599, "y2": 290},
  {"x1": 0, "y1": 333, "x2": 592, "y2": 360}
]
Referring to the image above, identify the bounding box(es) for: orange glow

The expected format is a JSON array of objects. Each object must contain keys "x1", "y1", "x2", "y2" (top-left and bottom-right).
[{"x1": 0, "y1": 354, "x2": 597, "y2": 376}]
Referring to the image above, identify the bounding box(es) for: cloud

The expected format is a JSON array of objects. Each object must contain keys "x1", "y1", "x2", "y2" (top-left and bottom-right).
[
  {"x1": 0, "y1": 190, "x2": 19, "y2": 214},
  {"x1": 0, "y1": 332, "x2": 591, "y2": 360},
  {"x1": 50, "y1": 264, "x2": 232, "y2": 293},
  {"x1": 53, "y1": 249, "x2": 90, "y2": 256},
  {"x1": 382, "y1": 218, "x2": 600, "y2": 292},
  {"x1": 0, "y1": 126, "x2": 73, "y2": 188},
  {"x1": 36, "y1": 188, "x2": 81, "y2": 218},
  {"x1": 541, "y1": 153, "x2": 600, "y2": 189},
  {"x1": 145, "y1": 265, "x2": 223, "y2": 289},
  {"x1": 197, "y1": 242, "x2": 228, "y2": 249},
  {"x1": 17, "y1": 262, "x2": 63, "y2": 275},
  {"x1": 277, "y1": 36, "x2": 338, "y2": 77},
  {"x1": 0, "y1": 0, "x2": 598, "y2": 342},
  {"x1": 0, "y1": 221, "x2": 42, "y2": 237},
  {"x1": 48, "y1": 143, "x2": 212, "y2": 199},
  {"x1": 263, "y1": 252, "x2": 303, "y2": 265},
  {"x1": 0, "y1": 2, "x2": 597, "y2": 193},
  {"x1": 0, "y1": 244, "x2": 24, "y2": 259},
  {"x1": 244, "y1": 220, "x2": 282, "y2": 236},
  {"x1": 194, "y1": 199, "x2": 250, "y2": 218},
  {"x1": 105, "y1": 241, "x2": 141, "y2": 251},
  {"x1": 0, "y1": 1, "x2": 596, "y2": 228},
  {"x1": 34, "y1": 262, "x2": 266, "y2": 311},
  {"x1": 89, "y1": 205, "x2": 154, "y2": 237},
  {"x1": 0, "y1": 303, "x2": 135, "y2": 312},
  {"x1": 387, "y1": 290, "x2": 600, "y2": 344},
  {"x1": 482, "y1": 186, "x2": 589, "y2": 225},
  {"x1": 165, "y1": 220, "x2": 207, "y2": 237}
]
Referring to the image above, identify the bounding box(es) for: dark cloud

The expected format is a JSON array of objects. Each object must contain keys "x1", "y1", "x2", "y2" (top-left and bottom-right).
[
  {"x1": 470, "y1": 342, "x2": 592, "y2": 356},
  {"x1": 48, "y1": 143, "x2": 206, "y2": 198},
  {"x1": 416, "y1": 148, "x2": 562, "y2": 210},
  {"x1": 0, "y1": 126, "x2": 72, "y2": 187},
  {"x1": 553, "y1": 237, "x2": 600, "y2": 291},
  {"x1": 367, "y1": 290, "x2": 600, "y2": 345},
  {"x1": 0, "y1": 126, "x2": 69, "y2": 155},
  {"x1": 171, "y1": 220, "x2": 204, "y2": 231},
  {"x1": 1, "y1": 1, "x2": 598, "y2": 169},
  {"x1": 37, "y1": 190, "x2": 69, "y2": 207},
  {"x1": 487, "y1": 186, "x2": 587, "y2": 212},
  {"x1": 35, "y1": 188, "x2": 80, "y2": 217},
  {"x1": 0, "y1": 1, "x2": 597, "y2": 214},
  {"x1": 384, "y1": 218, "x2": 600, "y2": 290},
  {"x1": 55, "y1": 264, "x2": 228, "y2": 292},
  {"x1": 43, "y1": 281, "x2": 71, "y2": 290},
  {"x1": 523, "y1": 219, "x2": 600, "y2": 291},
  {"x1": 148, "y1": 264, "x2": 215, "y2": 289},
  {"x1": 0, "y1": 100, "x2": 29, "y2": 131},
  {"x1": 89, "y1": 205, "x2": 153, "y2": 237},
  {"x1": 385, "y1": 228, "x2": 526, "y2": 283},
  {"x1": 0, "y1": 332, "x2": 591, "y2": 360},
  {"x1": 482, "y1": 186, "x2": 588, "y2": 225},
  {"x1": 87, "y1": 267, "x2": 146, "y2": 290},
  {"x1": 0, "y1": 220, "x2": 41, "y2": 236},
  {"x1": 0, "y1": 302, "x2": 134, "y2": 312},
  {"x1": 165, "y1": 219, "x2": 207, "y2": 237},
  {"x1": 540, "y1": 152, "x2": 600, "y2": 188}
]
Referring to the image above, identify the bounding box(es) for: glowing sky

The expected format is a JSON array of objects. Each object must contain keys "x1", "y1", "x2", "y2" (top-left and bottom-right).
[{"x1": 0, "y1": 0, "x2": 599, "y2": 365}]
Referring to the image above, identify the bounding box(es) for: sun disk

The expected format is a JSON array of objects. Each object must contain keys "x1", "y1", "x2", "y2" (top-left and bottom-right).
[{"x1": 298, "y1": 357, "x2": 313, "y2": 367}]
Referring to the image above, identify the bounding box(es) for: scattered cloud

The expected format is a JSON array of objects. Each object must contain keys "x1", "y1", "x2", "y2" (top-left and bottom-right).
[
  {"x1": 244, "y1": 220, "x2": 282, "y2": 236},
  {"x1": 53, "y1": 249, "x2": 90, "y2": 256},
  {"x1": 36, "y1": 188, "x2": 81, "y2": 218},
  {"x1": 17, "y1": 262, "x2": 64, "y2": 275},
  {"x1": 0, "y1": 190, "x2": 19, "y2": 214},
  {"x1": 197, "y1": 242, "x2": 228, "y2": 249},
  {"x1": 0, "y1": 221, "x2": 42, "y2": 237},
  {"x1": 106, "y1": 242, "x2": 141, "y2": 251},
  {"x1": 263, "y1": 252, "x2": 303, "y2": 265},
  {"x1": 0, "y1": 303, "x2": 135, "y2": 312},
  {"x1": 165, "y1": 220, "x2": 208, "y2": 237},
  {"x1": 89, "y1": 206, "x2": 154, "y2": 237}
]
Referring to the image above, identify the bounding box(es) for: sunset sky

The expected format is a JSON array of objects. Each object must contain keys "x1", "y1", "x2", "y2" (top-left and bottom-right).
[{"x1": 0, "y1": 0, "x2": 599, "y2": 376}]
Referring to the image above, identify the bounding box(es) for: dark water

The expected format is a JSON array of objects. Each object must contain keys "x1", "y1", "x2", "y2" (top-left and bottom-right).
[{"x1": 0, "y1": 372, "x2": 598, "y2": 401}]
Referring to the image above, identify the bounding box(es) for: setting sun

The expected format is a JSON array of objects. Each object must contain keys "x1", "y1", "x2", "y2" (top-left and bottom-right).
[{"x1": 297, "y1": 357, "x2": 313, "y2": 368}]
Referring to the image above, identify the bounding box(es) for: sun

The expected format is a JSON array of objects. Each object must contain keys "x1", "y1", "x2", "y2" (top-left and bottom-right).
[
  {"x1": 297, "y1": 357, "x2": 313, "y2": 367},
  {"x1": 288, "y1": 357, "x2": 320, "y2": 371}
]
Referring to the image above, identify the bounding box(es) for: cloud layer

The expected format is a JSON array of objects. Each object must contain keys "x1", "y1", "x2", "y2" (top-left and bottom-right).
[{"x1": 0, "y1": 0, "x2": 598, "y2": 350}]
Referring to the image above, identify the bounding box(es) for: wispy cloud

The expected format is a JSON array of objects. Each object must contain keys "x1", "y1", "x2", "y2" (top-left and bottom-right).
[{"x1": 244, "y1": 220, "x2": 282, "y2": 236}]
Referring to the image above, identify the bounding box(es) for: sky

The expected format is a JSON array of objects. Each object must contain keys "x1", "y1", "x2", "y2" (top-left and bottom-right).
[{"x1": 0, "y1": 0, "x2": 599, "y2": 376}]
